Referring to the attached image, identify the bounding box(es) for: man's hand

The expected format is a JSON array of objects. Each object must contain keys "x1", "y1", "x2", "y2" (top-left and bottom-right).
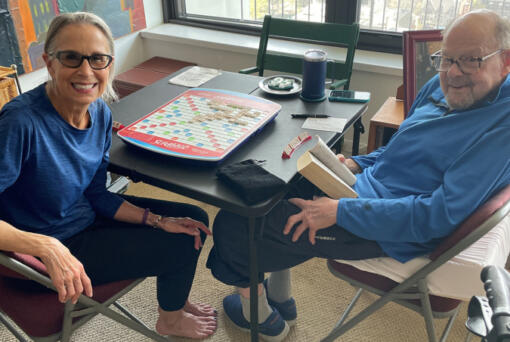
[
  {"x1": 39, "y1": 237, "x2": 93, "y2": 304},
  {"x1": 158, "y1": 217, "x2": 211, "y2": 250},
  {"x1": 283, "y1": 197, "x2": 339, "y2": 244},
  {"x1": 337, "y1": 154, "x2": 362, "y2": 174}
]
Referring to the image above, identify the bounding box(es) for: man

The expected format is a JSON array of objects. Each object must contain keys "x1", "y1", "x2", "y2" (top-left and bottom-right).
[{"x1": 207, "y1": 9, "x2": 510, "y2": 341}]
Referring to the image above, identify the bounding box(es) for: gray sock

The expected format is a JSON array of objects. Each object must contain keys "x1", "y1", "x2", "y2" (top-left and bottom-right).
[
  {"x1": 240, "y1": 287, "x2": 273, "y2": 322},
  {"x1": 267, "y1": 270, "x2": 292, "y2": 303}
]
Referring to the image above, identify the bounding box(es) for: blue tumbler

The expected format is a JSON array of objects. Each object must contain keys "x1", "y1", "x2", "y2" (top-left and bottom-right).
[{"x1": 300, "y1": 49, "x2": 327, "y2": 102}]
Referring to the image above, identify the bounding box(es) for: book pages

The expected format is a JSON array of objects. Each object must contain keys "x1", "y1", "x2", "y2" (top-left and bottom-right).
[
  {"x1": 297, "y1": 152, "x2": 358, "y2": 198},
  {"x1": 308, "y1": 136, "x2": 356, "y2": 186}
]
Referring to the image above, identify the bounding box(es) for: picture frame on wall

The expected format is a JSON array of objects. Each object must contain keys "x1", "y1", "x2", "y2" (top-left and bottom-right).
[
  {"x1": 403, "y1": 29, "x2": 443, "y2": 116},
  {"x1": 2, "y1": 1, "x2": 147, "y2": 75}
]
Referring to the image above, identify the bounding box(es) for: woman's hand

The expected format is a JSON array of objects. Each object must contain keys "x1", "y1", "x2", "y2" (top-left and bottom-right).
[
  {"x1": 111, "y1": 201, "x2": 211, "y2": 249},
  {"x1": 157, "y1": 217, "x2": 212, "y2": 250},
  {"x1": 337, "y1": 154, "x2": 362, "y2": 174},
  {"x1": 283, "y1": 197, "x2": 339, "y2": 244},
  {"x1": 38, "y1": 237, "x2": 93, "y2": 304}
]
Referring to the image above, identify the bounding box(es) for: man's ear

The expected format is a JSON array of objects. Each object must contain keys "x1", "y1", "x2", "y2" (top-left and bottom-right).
[{"x1": 501, "y1": 49, "x2": 510, "y2": 75}]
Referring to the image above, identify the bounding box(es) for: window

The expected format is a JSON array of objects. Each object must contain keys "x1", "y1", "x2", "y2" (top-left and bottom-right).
[
  {"x1": 182, "y1": 0, "x2": 326, "y2": 23},
  {"x1": 163, "y1": 0, "x2": 510, "y2": 54},
  {"x1": 360, "y1": 0, "x2": 510, "y2": 32}
]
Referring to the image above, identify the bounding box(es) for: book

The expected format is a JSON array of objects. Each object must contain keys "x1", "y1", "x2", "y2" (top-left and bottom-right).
[{"x1": 297, "y1": 136, "x2": 358, "y2": 198}]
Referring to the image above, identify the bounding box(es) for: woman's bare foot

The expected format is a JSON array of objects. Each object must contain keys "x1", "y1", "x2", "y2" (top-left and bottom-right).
[
  {"x1": 158, "y1": 301, "x2": 217, "y2": 317},
  {"x1": 184, "y1": 300, "x2": 217, "y2": 317},
  {"x1": 156, "y1": 309, "x2": 216, "y2": 339}
]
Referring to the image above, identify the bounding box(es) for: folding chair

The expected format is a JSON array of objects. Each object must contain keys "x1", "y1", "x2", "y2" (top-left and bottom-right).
[
  {"x1": 0, "y1": 251, "x2": 169, "y2": 342},
  {"x1": 322, "y1": 184, "x2": 510, "y2": 342}
]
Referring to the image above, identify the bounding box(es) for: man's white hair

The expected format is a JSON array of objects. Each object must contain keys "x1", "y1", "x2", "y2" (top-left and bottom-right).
[{"x1": 443, "y1": 9, "x2": 510, "y2": 49}]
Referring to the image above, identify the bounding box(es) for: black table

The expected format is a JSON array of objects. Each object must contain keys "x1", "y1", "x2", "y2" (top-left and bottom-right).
[{"x1": 108, "y1": 68, "x2": 367, "y2": 341}]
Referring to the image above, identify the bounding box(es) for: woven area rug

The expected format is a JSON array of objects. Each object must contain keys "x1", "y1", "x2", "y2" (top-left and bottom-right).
[{"x1": 0, "y1": 182, "x2": 474, "y2": 341}]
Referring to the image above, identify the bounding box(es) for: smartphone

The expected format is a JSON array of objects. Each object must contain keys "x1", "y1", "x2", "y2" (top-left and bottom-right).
[{"x1": 328, "y1": 90, "x2": 370, "y2": 103}]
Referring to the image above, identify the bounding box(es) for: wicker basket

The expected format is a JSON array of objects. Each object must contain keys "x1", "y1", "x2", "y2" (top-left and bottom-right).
[{"x1": 0, "y1": 77, "x2": 18, "y2": 110}]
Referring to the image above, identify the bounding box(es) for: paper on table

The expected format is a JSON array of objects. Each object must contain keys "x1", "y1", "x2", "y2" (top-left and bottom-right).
[
  {"x1": 169, "y1": 66, "x2": 222, "y2": 87},
  {"x1": 302, "y1": 117, "x2": 347, "y2": 133}
]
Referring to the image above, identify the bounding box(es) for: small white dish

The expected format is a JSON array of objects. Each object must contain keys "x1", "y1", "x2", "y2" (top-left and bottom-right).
[{"x1": 258, "y1": 75, "x2": 302, "y2": 96}]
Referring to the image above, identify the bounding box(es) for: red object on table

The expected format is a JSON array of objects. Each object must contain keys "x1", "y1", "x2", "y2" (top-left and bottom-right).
[{"x1": 281, "y1": 132, "x2": 311, "y2": 159}]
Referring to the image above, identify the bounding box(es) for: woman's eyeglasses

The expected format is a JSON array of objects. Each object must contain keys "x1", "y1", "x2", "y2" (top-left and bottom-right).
[{"x1": 51, "y1": 50, "x2": 113, "y2": 70}]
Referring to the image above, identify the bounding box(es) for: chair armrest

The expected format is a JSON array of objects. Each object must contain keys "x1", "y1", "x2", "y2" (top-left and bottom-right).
[
  {"x1": 0, "y1": 251, "x2": 56, "y2": 292},
  {"x1": 239, "y1": 66, "x2": 260, "y2": 74},
  {"x1": 329, "y1": 79, "x2": 348, "y2": 90},
  {"x1": 430, "y1": 184, "x2": 510, "y2": 261},
  {"x1": 0, "y1": 251, "x2": 49, "y2": 279}
]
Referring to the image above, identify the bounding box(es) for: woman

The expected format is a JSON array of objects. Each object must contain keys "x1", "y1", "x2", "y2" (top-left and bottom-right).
[{"x1": 0, "y1": 12, "x2": 216, "y2": 339}]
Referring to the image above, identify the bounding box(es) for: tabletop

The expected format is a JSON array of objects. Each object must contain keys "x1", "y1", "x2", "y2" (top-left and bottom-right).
[{"x1": 108, "y1": 68, "x2": 367, "y2": 217}]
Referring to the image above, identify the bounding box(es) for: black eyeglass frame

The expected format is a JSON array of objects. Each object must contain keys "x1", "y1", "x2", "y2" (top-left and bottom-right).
[
  {"x1": 429, "y1": 49, "x2": 503, "y2": 74},
  {"x1": 51, "y1": 50, "x2": 114, "y2": 70}
]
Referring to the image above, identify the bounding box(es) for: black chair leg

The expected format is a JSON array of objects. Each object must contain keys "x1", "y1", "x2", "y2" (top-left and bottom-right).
[{"x1": 351, "y1": 118, "x2": 365, "y2": 156}]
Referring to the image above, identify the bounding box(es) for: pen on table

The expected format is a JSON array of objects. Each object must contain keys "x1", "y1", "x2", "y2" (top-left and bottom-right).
[{"x1": 291, "y1": 114, "x2": 330, "y2": 118}]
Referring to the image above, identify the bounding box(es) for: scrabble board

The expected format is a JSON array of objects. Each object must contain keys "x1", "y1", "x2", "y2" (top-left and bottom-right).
[{"x1": 117, "y1": 88, "x2": 281, "y2": 162}]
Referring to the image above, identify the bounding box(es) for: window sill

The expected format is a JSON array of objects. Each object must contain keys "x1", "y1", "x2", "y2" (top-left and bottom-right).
[{"x1": 141, "y1": 23, "x2": 403, "y2": 77}]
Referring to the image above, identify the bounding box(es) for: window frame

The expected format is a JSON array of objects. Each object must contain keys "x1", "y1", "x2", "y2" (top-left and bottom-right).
[{"x1": 163, "y1": 0, "x2": 402, "y2": 54}]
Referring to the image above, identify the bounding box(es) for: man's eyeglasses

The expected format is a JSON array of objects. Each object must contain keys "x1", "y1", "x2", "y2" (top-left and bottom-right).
[
  {"x1": 430, "y1": 49, "x2": 502, "y2": 74},
  {"x1": 51, "y1": 50, "x2": 113, "y2": 70}
]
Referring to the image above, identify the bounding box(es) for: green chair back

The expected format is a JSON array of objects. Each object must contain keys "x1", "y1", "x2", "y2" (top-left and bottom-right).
[{"x1": 240, "y1": 15, "x2": 360, "y2": 90}]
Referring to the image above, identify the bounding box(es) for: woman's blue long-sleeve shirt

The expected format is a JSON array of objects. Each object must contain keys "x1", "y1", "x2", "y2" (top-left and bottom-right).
[
  {"x1": 0, "y1": 84, "x2": 124, "y2": 240},
  {"x1": 339, "y1": 74, "x2": 510, "y2": 262}
]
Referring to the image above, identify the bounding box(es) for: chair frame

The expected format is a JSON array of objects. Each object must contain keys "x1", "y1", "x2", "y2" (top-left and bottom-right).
[
  {"x1": 321, "y1": 185, "x2": 510, "y2": 342},
  {"x1": 0, "y1": 252, "x2": 170, "y2": 342},
  {"x1": 0, "y1": 65, "x2": 22, "y2": 95},
  {"x1": 0, "y1": 65, "x2": 22, "y2": 112}
]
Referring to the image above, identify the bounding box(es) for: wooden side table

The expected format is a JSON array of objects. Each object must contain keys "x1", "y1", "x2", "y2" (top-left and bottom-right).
[
  {"x1": 367, "y1": 97, "x2": 405, "y2": 153},
  {"x1": 114, "y1": 57, "x2": 196, "y2": 98}
]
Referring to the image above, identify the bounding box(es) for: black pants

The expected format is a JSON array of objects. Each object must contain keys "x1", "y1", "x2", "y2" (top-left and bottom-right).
[
  {"x1": 62, "y1": 195, "x2": 208, "y2": 311},
  {"x1": 206, "y1": 179, "x2": 385, "y2": 288}
]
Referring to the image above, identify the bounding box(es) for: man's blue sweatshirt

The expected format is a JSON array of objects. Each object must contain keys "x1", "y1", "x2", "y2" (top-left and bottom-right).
[{"x1": 340, "y1": 74, "x2": 510, "y2": 262}]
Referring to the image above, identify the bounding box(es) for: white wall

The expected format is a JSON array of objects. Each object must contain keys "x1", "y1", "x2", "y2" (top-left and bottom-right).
[{"x1": 18, "y1": 0, "x2": 164, "y2": 91}]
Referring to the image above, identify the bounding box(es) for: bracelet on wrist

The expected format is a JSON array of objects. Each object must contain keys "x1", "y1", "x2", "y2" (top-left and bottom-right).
[{"x1": 142, "y1": 208, "x2": 150, "y2": 225}]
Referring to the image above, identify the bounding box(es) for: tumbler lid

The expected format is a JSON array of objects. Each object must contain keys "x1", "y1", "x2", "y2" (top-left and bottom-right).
[{"x1": 304, "y1": 49, "x2": 327, "y2": 62}]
